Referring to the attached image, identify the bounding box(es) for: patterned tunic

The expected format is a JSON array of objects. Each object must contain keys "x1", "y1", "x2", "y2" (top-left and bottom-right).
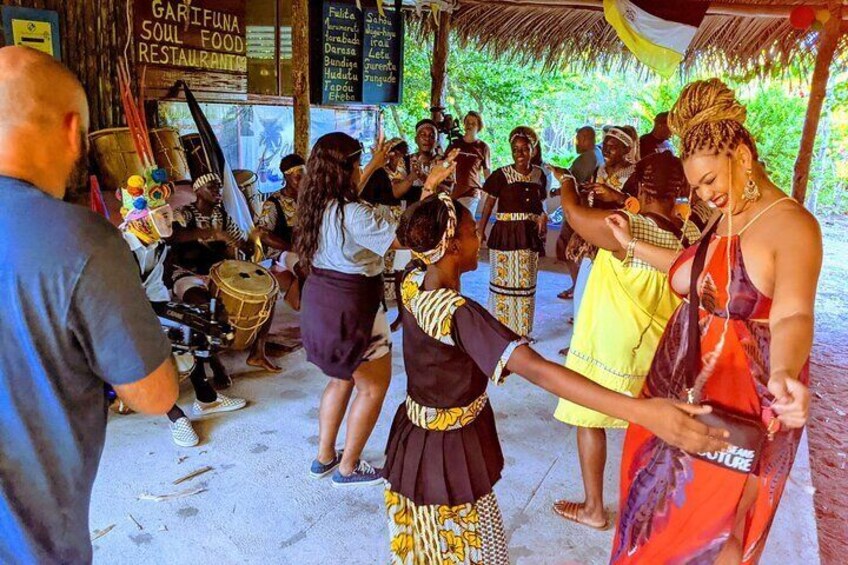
[
  {"x1": 257, "y1": 191, "x2": 298, "y2": 258},
  {"x1": 383, "y1": 269, "x2": 525, "y2": 565}
]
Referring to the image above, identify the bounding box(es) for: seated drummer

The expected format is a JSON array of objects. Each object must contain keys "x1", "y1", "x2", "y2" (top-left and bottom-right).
[
  {"x1": 116, "y1": 174, "x2": 246, "y2": 448},
  {"x1": 169, "y1": 173, "x2": 280, "y2": 374}
]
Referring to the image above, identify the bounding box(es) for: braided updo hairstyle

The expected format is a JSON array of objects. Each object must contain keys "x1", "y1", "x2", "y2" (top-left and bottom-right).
[
  {"x1": 669, "y1": 78, "x2": 759, "y2": 161},
  {"x1": 397, "y1": 195, "x2": 471, "y2": 267}
]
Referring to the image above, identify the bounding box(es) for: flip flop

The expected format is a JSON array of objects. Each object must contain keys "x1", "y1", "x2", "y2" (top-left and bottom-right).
[
  {"x1": 557, "y1": 289, "x2": 575, "y2": 300},
  {"x1": 552, "y1": 500, "x2": 610, "y2": 531}
]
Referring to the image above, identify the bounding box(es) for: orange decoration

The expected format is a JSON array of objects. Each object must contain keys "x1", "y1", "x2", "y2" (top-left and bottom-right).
[
  {"x1": 675, "y1": 202, "x2": 692, "y2": 221},
  {"x1": 624, "y1": 196, "x2": 641, "y2": 214}
]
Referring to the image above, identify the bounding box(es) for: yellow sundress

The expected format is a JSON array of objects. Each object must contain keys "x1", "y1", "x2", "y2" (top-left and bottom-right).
[{"x1": 554, "y1": 212, "x2": 700, "y2": 428}]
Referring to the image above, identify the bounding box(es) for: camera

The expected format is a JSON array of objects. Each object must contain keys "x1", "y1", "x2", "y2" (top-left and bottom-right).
[{"x1": 430, "y1": 106, "x2": 462, "y2": 144}]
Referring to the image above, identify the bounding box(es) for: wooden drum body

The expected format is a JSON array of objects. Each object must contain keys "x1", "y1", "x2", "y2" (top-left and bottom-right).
[
  {"x1": 89, "y1": 127, "x2": 145, "y2": 192},
  {"x1": 233, "y1": 169, "x2": 264, "y2": 218},
  {"x1": 151, "y1": 127, "x2": 190, "y2": 182},
  {"x1": 208, "y1": 260, "x2": 278, "y2": 351}
]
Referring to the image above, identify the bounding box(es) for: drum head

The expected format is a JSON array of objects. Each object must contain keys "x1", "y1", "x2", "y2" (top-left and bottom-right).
[
  {"x1": 233, "y1": 169, "x2": 258, "y2": 187},
  {"x1": 212, "y1": 260, "x2": 277, "y2": 296}
]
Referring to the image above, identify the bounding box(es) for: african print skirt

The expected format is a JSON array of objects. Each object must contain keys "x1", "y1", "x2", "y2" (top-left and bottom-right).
[
  {"x1": 385, "y1": 486, "x2": 509, "y2": 565},
  {"x1": 488, "y1": 249, "x2": 538, "y2": 336}
]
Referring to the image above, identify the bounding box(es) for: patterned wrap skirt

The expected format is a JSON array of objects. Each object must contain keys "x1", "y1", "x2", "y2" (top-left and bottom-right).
[
  {"x1": 385, "y1": 394, "x2": 509, "y2": 565},
  {"x1": 488, "y1": 249, "x2": 539, "y2": 336}
]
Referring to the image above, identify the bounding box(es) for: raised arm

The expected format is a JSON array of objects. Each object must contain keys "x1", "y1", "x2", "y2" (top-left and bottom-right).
[
  {"x1": 767, "y1": 208, "x2": 820, "y2": 429},
  {"x1": 549, "y1": 165, "x2": 624, "y2": 254},
  {"x1": 605, "y1": 213, "x2": 682, "y2": 273},
  {"x1": 506, "y1": 345, "x2": 728, "y2": 453}
]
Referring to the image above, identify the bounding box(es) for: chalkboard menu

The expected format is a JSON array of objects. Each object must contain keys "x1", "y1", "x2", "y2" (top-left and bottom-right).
[
  {"x1": 134, "y1": 0, "x2": 247, "y2": 98},
  {"x1": 311, "y1": 0, "x2": 403, "y2": 105}
]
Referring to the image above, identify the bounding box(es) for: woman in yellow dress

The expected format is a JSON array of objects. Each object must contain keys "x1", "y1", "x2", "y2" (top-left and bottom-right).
[{"x1": 547, "y1": 151, "x2": 704, "y2": 530}]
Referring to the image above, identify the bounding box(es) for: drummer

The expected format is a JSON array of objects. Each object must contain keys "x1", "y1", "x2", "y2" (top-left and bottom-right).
[
  {"x1": 169, "y1": 173, "x2": 280, "y2": 374},
  {"x1": 116, "y1": 173, "x2": 247, "y2": 447}
]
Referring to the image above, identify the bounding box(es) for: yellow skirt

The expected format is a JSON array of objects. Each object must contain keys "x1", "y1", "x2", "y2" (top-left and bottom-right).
[{"x1": 554, "y1": 248, "x2": 683, "y2": 428}]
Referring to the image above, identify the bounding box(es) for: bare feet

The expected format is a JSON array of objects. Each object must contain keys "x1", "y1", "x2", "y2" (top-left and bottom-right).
[
  {"x1": 246, "y1": 353, "x2": 281, "y2": 372},
  {"x1": 552, "y1": 500, "x2": 609, "y2": 531}
]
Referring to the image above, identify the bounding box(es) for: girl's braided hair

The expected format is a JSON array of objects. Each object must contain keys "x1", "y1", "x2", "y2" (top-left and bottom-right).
[{"x1": 669, "y1": 78, "x2": 759, "y2": 161}]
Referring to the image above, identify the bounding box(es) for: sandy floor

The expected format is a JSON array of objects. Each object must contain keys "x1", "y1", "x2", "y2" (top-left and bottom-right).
[{"x1": 88, "y1": 256, "x2": 821, "y2": 564}]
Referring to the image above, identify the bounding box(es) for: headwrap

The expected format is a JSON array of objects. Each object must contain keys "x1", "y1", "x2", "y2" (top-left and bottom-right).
[
  {"x1": 280, "y1": 153, "x2": 306, "y2": 176},
  {"x1": 411, "y1": 193, "x2": 457, "y2": 265},
  {"x1": 605, "y1": 127, "x2": 639, "y2": 163},
  {"x1": 116, "y1": 170, "x2": 174, "y2": 245},
  {"x1": 387, "y1": 137, "x2": 406, "y2": 152},
  {"x1": 509, "y1": 126, "x2": 539, "y2": 148},
  {"x1": 193, "y1": 173, "x2": 221, "y2": 193},
  {"x1": 415, "y1": 119, "x2": 438, "y2": 136}
]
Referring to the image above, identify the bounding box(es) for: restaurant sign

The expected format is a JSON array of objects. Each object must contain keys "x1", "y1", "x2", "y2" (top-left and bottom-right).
[{"x1": 134, "y1": 0, "x2": 247, "y2": 97}]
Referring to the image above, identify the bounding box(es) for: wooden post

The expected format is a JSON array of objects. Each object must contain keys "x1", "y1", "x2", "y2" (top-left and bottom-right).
[
  {"x1": 430, "y1": 10, "x2": 452, "y2": 120},
  {"x1": 792, "y1": 5, "x2": 843, "y2": 203},
  {"x1": 292, "y1": 0, "x2": 311, "y2": 158}
]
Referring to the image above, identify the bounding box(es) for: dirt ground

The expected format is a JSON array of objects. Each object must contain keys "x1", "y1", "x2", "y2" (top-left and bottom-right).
[{"x1": 807, "y1": 214, "x2": 848, "y2": 565}]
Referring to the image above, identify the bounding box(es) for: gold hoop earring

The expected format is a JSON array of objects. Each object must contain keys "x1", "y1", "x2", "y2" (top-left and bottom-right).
[{"x1": 743, "y1": 170, "x2": 761, "y2": 202}]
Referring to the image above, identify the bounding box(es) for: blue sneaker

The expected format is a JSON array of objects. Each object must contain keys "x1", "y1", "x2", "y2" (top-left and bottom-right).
[
  {"x1": 331, "y1": 460, "x2": 383, "y2": 488},
  {"x1": 309, "y1": 450, "x2": 343, "y2": 479}
]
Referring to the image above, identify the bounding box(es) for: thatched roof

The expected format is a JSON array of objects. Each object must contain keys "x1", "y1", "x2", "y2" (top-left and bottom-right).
[{"x1": 410, "y1": 1, "x2": 848, "y2": 75}]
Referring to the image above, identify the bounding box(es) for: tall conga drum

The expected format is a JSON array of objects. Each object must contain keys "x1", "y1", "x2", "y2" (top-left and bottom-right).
[
  {"x1": 181, "y1": 133, "x2": 212, "y2": 180},
  {"x1": 89, "y1": 128, "x2": 145, "y2": 192},
  {"x1": 151, "y1": 127, "x2": 190, "y2": 182},
  {"x1": 233, "y1": 169, "x2": 263, "y2": 218},
  {"x1": 208, "y1": 260, "x2": 278, "y2": 351}
]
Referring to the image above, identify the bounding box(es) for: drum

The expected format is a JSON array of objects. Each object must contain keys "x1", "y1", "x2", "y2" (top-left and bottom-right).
[
  {"x1": 151, "y1": 127, "x2": 190, "y2": 182},
  {"x1": 89, "y1": 128, "x2": 145, "y2": 192},
  {"x1": 233, "y1": 169, "x2": 264, "y2": 217},
  {"x1": 208, "y1": 260, "x2": 278, "y2": 351},
  {"x1": 181, "y1": 133, "x2": 213, "y2": 180}
]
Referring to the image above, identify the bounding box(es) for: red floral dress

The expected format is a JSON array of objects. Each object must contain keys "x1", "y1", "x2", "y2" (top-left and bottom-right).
[{"x1": 611, "y1": 233, "x2": 809, "y2": 564}]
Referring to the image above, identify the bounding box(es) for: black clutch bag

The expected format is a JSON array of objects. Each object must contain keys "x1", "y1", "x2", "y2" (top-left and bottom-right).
[{"x1": 684, "y1": 221, "x2": 769, "y2": 475}]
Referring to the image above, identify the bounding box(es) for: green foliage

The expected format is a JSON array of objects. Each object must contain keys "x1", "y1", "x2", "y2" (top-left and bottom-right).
[{"x1": 385, "y1": 33, "x2": 847, "y2": 213}]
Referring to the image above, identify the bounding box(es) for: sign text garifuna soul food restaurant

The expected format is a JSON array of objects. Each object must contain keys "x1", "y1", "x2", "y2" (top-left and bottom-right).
[{"x1": 134, "y1": 0, "x2": 247, "y2": 96}]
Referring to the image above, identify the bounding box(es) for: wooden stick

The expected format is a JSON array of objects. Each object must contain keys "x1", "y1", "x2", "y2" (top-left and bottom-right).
[
  {"x1": 792, "y1": 4, "x2": 842, "y2": 203},
  {"x1": 172, "y1": 465, "x2": 213, "y2": 485}
]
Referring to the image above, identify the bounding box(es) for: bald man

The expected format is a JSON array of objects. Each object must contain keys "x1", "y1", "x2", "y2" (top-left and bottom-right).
[{"x1": 0, "y1": 46, "x2": 179, "y2": 564}]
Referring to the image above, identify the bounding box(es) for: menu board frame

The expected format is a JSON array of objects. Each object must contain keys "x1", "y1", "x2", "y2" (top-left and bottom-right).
[{"x1": 310, "y1": 0, "x2": 404, "y2": 106}]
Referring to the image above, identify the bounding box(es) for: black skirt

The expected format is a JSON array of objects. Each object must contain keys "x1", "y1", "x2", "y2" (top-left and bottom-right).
[
  {"x1": 382, "y1": 401, "x2": 504, "y2": 507},
  {"x1": 487, "y1": 220, "x2": 544, "y2": 253},
  {"x1": 301, "y1": 268, "x2": 384, "y2": 380}
]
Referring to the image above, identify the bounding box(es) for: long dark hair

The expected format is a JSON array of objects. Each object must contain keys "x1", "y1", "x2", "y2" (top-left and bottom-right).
[{"x1": 296, "y1": 132, "x2": 363, "y2": 271}]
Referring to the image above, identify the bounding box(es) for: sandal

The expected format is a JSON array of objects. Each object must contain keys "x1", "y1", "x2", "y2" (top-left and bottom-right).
[
  {"x1": 557, "y1": 289, "x2": 575, "y2": 300},
  {"x1": 552, "y1": 500, "x2": 610, "y2": 531}
]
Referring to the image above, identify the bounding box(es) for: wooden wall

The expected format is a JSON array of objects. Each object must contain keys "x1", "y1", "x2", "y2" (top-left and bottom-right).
[{"x1": 1, "y1": 0, "x2": 131, "y2": 132}]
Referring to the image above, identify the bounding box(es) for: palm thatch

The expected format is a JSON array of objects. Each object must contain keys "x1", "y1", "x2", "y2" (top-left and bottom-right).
[{"x1": 409, "y1": 0, "x2": 848, "y2": 76}]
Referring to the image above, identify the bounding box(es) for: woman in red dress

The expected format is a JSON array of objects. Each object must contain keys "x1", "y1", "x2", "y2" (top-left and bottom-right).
[{"x1": 606, "y1": 79, "x2": 819, "y2": 564}]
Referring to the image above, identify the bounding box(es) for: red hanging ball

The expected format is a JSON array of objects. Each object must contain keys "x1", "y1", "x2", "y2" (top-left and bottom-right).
[{"x1": 789, "y1": 6, "x2": 816, "y2": 30}]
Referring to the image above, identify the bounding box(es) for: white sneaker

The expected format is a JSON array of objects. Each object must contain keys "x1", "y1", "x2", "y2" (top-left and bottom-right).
[
  {"x1": 192, "y1": 394, "x2": 247, "y2": 417},
  {"x1": 170, "y1": 417, "x2": 200, "y2": 447}
]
